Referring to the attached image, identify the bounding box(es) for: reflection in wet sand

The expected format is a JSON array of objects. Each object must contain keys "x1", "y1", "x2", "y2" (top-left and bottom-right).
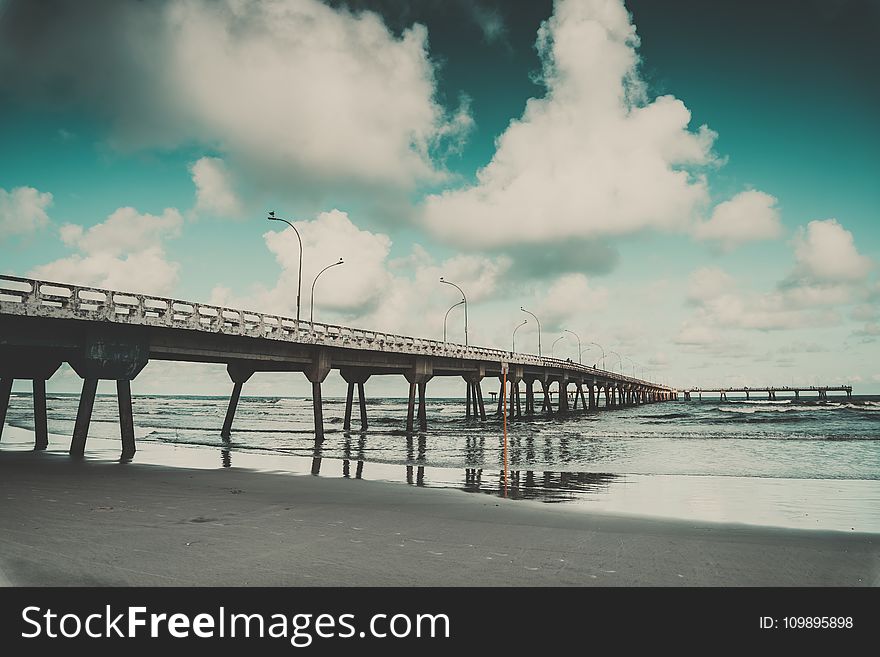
[{"x1": 217, "y1": 436, "x2": 617, "y2": 504}]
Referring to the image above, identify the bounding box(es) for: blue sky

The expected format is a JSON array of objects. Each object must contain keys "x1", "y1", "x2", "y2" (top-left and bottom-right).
[{"x1": 1, "y1": 0, "x2": 878, "y2": 396}]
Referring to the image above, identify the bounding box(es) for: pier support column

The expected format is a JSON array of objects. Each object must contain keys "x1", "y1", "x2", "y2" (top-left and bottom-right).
[
  {"x1": 524, "y1": 379, "x2": 535, "y2": 415},
  {"x1": 70, "y1": 378, "x2": 98, "y2": 457},
  {"x1": 464, "y1": 372, "x2": 487, "y2": 421},
  {"x1": 508, "y1": 377, "x2": 515, "y2": 420},
  {"x1": 514, "y1": 378, "x2": 522, "y2": 419},
  {"x1": 312, "y1": 381, "x2": 325, "y2": 441},
  {"x1": 33, "y1": 379, "x2": 48, "y2": 450},
  {"x1": 222, "y1": 363, "x2": 255, "y2": 438},
  {"x1": 406, "y1": 381, "x2": 417, "y2": 433},
  {"x1": 588, "y1": 382, "x2": 596, "y2": 410},
  {"x1": 558, "y1": 379, "x2": 569, "y2": 413},
  {"x1": 0, "y1": 378, "x2": 11, "y2": 442},
  {"x1": 117, "y1": 379, "x2": 135, "y2": 459},
  {"x1": 541, "y1": 379, "x2": 554, "y2": 417},
  {"x1": 0, "y1": 353, "x2": 63, "y2": 444},
  {"x1": 305, "y1": 348, "x2": 332, "y2": 442},
  {"x1": 341, "y1": 369, "x2": 371, "y2": 431},
  {"x1": 358, "y1": 382, "x2": 369, "y2": 429},
  {"x1": 404, "y1": 358, "x2": 433, "y2": 433},
  {"x1": 418, "y1": 381, "x2": 428, "y2": 432},
  {"x1": 344, "y1": 382, "x2": 355, "y2": 431},
  {"x1": 67, "y1": 331, "x2": 148, "y2": 457},
  {"x1": 496, "y1": 378, "x2": 505, "y2": 417}
]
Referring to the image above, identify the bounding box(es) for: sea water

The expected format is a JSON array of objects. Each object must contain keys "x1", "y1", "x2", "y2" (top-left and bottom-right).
[{"x1": 3, "y1": 392, "x2": 879, "y2": 532}]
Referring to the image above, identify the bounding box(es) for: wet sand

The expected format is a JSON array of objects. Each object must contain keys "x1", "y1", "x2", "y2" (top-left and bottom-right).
[{"x1": 0, "y1": 446, "x2": 877, "y2": 586}]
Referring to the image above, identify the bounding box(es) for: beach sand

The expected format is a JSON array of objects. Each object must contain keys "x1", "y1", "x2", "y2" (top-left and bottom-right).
[{"x1": 1, "y1": 432, "x2": 877, "y2": 587}]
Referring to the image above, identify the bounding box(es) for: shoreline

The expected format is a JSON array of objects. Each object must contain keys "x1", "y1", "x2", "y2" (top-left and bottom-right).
[
  {"x1": 1, "y1": 428, "x2": 878, "y2": 586},
  {"x1": 2, "y1": 425, "x2": 879, "y2": 534}
]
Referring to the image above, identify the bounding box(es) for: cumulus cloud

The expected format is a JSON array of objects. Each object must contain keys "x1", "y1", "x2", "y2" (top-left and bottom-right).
[
  {"x1": 694, "y1": 190, "x2": 782, "y2": 250},
  {"x1": 0, "y1": 186, "x2": 52, "y2": 239},
  {"x1": 422, "y1": 0, "x2": 717, "y2": 248},
  {"x1": 790, "y1": 219, "x2": 872, "y2": 284},
  {"x1": 29, "y1": 207, "x2": 183, "y2": 295},
  {"x1": 680, "y1": 266, "x2": 842, "y2": 336},
  {"x1": 0, "y1": 0, "x2": 468, "y2": 200},
  {"x1": 190, "y1": 157, "x2": 242, "y2": 218},
  {"x1": 680, "y1": 217, "x2": 873, "y2": 343},
  {"x1": 535, "y1": 273, "x2": 608, "y2": 330}
]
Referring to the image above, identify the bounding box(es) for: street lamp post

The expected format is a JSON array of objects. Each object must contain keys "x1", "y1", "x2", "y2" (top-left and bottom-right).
[
  {"x1": 551, "y1": 334, "x2": 565, "y2": 358},
  {"x1": 310, "y1": 258, "x2": 344, "y2": 325},
  {"x1": 440, "y1": 278, "x2": 468, "y2": 346},
  {"x1": 444, "y1": 299, "x2": 465, "y2": 343},
  {"x1": 520, "y1": 307, "x2": 542, "y2": 356},
  {"x1": 588, "y1": 342, "x2": 606, "y2": 370},
  {"x1": 608, "y1": 350, "x2": 623, "y2": 374},
  {"x1": 512, "y1": 319, "x2": 527, "y2": 352},
  {"x1": 564, "y1": 329, "x2": 582, "y2": 364},
  {"x1": 267, "y1": 211, "x2": 303, "y2": 330}
]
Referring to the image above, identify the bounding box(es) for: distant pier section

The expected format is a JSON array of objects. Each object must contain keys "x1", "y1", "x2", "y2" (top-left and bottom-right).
[{"x1": 683, "y1": 386, "x2": 852, "y2": 401}]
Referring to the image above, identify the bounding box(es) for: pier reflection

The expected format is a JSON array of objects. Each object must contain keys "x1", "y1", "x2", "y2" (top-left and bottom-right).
[
  {"x1": 462, "y1": 468, "x2": 617, "y2": 502},
  {"x1": 342, "y1": 431, "x2": 367, "y2": 479}
]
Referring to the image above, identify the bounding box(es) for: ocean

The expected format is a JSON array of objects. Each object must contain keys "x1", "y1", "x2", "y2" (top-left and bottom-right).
[{"x1": 3, "y1": 392, "x2": 879, "y2": 532}]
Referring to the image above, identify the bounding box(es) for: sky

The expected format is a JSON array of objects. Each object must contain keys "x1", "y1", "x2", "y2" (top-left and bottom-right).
[{"x1": 1, "y1": 0, "x2": 878, "y2": 397}]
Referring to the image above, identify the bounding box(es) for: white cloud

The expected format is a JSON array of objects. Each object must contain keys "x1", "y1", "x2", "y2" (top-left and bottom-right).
[
  {"x1": 29, "y1": 207, "x2": 182, "y2": 295},
  {"x1": 536, "y1": 273, "x2": 608, "y2": 329},
  {"x1": 0, "y1": 0, "x2": 468, "y2": 198},
  {"x1": 0, "y1": 185, "x2": 52, "y2": 239},
  {"x1": 422, "y1": 0, "x2": 717, "y2": 248},
  {"x1": 791, "y1": 219, "x2": 872, "y2": 283},
  {"x1": 694, "y1": 190, "x2": 782, "y2": 250},
  {"x1": 681, "y1": 266, "x2": 844, "y2": 334},
  {"x1": 262, "y1": 209, "x2": 393, "y2": 318},
  {"x1": 686, "y1": 266, "x2": 735, "y2": 304},
  {"x1": 190, "y1": 157, "x2": 242, "y2": 217}
]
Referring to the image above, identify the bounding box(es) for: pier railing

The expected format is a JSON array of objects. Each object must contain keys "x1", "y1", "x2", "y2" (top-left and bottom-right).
[{"x1": 0, "y1": 275, "x2": 668, "y2": 389}]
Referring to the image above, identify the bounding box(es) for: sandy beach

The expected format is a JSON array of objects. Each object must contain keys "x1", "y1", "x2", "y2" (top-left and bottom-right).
[{"x1": 1, "y1": 432, "x2": 876, "y2": 587}]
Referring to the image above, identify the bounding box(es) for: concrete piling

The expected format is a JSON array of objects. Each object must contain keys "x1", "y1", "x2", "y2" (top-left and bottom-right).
[
  {"x1": 358, "y1": 382, "x2": 368, "y2": 429},
  {"x1": 0, "y1": 378, "x2": 11, "y2": 442},
  {"x1": 33, "y1": 379, "x2": 48, "y2": 450},
  {"x1": 222, "y1": 381, "x2": 244, "y2": 437},
  {"x1": 418, "y1": 381, "x2": 428, "y2": 431},
  {"x1": 406, "y1": 381, "x2": 417, "y2": 433},
  {"x1": 117, "y1": 379, "x2": 135, "y2": 459},
  {"x1": 70, "y1": 378, "x2": 98, "y2": 457}
]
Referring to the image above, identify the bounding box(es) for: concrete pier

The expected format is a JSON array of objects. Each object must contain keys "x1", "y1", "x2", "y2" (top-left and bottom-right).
[{"x1": 0, "y1": 274, "x2": 682, "y2": 457}]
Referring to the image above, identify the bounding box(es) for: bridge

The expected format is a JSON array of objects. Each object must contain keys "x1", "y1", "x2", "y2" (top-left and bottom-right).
[
  {"x1": 0, "y1": 275, "x2": 676, "y2": 459},
  {"x1": 682, "y1": 386, "x2": 852, "y2": 401}
]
